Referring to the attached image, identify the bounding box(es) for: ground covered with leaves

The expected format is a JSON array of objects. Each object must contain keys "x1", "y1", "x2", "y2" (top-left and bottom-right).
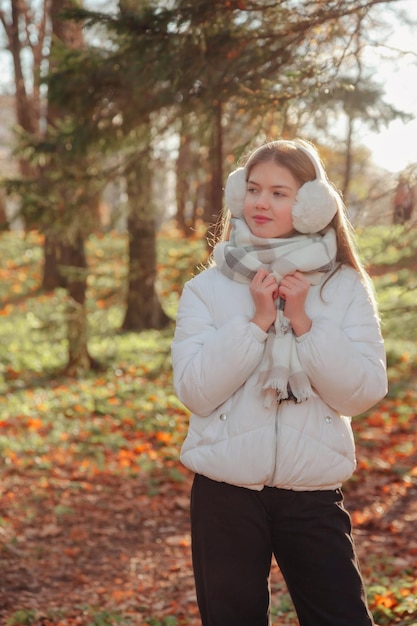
[{"x1": 1, "y1": 227, "x2": 417, "y2": 626}]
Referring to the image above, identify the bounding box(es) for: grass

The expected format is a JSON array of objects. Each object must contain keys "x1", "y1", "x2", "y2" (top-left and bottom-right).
[{"x1": 0, "y1": 228, "x2": 207, "y2": 481}]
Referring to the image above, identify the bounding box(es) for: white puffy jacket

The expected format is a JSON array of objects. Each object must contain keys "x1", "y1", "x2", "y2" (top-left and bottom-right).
[{"x1": 171, "y1": 265, "x2": 387, "y2": 491}]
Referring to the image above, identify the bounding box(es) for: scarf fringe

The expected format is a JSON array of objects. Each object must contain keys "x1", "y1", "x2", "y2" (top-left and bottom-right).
[
  {"x1": 262, "y1": 387, "x2": 317, "y2": 409},
  {"x1": 261, "y1": 377, "x2": 290, "y2": 399},
  {"x1": 261, "y1": 380, "x2": 314, "y2": 408}
]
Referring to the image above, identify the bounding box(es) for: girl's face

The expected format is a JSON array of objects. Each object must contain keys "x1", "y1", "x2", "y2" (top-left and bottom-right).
[{"x1": 243, "y1": 160, "x2": 299, "y2": 238}]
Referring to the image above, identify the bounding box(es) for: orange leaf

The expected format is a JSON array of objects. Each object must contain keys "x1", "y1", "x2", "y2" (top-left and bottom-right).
[
  {"x1": 155, "y1": 431, "x2": 172, "y2": 443},
  {"x1": 351, "y1": 510, "x2": 368, "y2": 525},
  {"x1": 27, "y1": 418, "x2": 43, "y2": 430},
  {"x1": 374, "y1": 593, "x2": 397, "y2": 609}
]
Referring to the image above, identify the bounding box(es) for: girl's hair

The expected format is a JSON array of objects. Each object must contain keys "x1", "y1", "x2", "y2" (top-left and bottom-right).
[{"x1": 218, "y1": 139, "x2": 370, "y2": 288}]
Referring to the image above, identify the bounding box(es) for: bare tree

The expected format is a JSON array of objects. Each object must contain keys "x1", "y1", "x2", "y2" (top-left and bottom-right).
[{"x1": 0, "y1": 0, "x2": 49, "y2": 191}]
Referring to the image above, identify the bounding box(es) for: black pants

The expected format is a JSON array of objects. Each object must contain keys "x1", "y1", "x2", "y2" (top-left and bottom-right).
[{"x1": 191, "y1": 474, "x2": 374, "y2": 626}]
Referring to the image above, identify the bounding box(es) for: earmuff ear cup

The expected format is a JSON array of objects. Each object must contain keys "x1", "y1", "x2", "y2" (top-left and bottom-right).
[
  {"x1": 224, "y1": 167, "x2": 246, "y2": 217},
  {"x1": 292, "y1": 179, "x2": 339, "y2": 234}
]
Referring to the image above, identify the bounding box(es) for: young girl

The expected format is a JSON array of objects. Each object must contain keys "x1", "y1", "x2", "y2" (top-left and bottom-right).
[{"x1": 171, "y1": 139, "x2": 387, "y2": 626}]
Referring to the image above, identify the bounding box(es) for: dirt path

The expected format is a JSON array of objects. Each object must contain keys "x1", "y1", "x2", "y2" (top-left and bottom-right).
[{"x1": 1, "y1": 449, "x2": 417, "y2": 626}]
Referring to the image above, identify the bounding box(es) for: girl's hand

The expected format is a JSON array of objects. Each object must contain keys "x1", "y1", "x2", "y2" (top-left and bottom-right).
[
  {"x1": 250, "y1": 268, "x2": 279, "y2": 332},
  {"x1": 278, "y1": 271, "x2": 312, "y2": 336}
]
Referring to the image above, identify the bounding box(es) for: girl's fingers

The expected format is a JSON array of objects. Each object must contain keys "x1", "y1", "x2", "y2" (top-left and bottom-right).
[{"x1": 251, "y1": 269, "x2": 277, "y2": 289}]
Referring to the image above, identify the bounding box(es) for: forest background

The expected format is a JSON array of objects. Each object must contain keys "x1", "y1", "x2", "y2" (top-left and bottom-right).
[{"x1": 0, "y1": 1, "x2": 416, "y2": 625}]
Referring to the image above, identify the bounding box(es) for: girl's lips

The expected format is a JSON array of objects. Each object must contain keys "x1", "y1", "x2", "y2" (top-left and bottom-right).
[{"x1": 253, "y1": 215, "x2": 271, "y2": 224}]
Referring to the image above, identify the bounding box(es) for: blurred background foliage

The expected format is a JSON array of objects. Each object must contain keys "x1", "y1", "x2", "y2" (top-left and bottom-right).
[{"x1": 0, "y1": 0, "x2": 416, "y2": 374}]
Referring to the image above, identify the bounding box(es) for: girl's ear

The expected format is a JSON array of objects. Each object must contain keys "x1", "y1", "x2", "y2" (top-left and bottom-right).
[
  {"x1": 292, "y1": 180, "x2": 339, "y2": 234},
  {"x1": 224, "y1": 167, "x2": 246, "y2": 218}
]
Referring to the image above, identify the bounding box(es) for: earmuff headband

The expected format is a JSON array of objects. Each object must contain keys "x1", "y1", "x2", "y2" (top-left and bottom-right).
[{"x1": 224, "y1": 139, "x2": 340, "y2": 234}]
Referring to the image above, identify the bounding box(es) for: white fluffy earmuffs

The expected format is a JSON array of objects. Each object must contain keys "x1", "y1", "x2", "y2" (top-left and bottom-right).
[{"x1": 224, "y1": 140, "x2": 340, "y2": 234}]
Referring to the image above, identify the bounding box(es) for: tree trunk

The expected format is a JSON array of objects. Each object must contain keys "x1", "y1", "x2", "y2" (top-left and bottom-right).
[
  {"x1": 64, "y1": 235, "x2": 96, "y2": 376},
  {"x1": 176, "y1": 115, "x2": 204, "y2": 237},
  {"x1": 42, "y1": 0, "x2": 85, "y2": 292},
  {"x1": 212, "y1": 101, "x2": 224, "y2": 221},
  {"x1": 42, "y1": 235, "x2": 70, "y2": 290},
  {"x1": 9, "y1": 0, "x2": 37, "y2": 136},
  {"x1": 342, "y1": 114, "x2": 354, "y2": 200},
  {"x1": 204, "y1": 101, "x2": 224, "y2": 249},
  {"x1": 176, "y1": 130, "x2": 194, "y2": 236},
  {"x1": 121, "y1": 156, "x2": 170, "y2": 331},
  {"x1": 5, "y1": 0, "x2": 40, "y2": 224},
  {"x1": 47, "y1": 0, "x2": 95, "y2": 374},
  {"x1": 0, "y1": 193, "x2": 9, "y2": 230}
]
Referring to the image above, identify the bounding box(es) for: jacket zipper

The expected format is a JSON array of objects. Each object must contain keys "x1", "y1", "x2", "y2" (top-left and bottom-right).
[{"x1": 267, "y1": 403, "x2": 280, "y2": 486}]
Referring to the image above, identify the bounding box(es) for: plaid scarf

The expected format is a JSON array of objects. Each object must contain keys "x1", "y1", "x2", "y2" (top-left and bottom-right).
[{"x1": 213, "y1": 218, "x2": 337, "y2": 406}]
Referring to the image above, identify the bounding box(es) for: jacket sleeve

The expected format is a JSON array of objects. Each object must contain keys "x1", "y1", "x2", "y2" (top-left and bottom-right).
[
  {"x1": 171, "y1": 276, "x2": 267, "y2": 416},
  {"x1": 296, "y1": 272, "x2": 387, "y2": 416}
]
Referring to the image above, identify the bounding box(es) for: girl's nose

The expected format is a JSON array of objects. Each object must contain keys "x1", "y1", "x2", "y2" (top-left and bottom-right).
[{"x1": 255, "y1": 192, "x2": 269, "y2": 209}]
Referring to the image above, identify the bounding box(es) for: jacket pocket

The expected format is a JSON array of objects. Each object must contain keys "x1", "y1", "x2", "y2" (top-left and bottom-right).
[
  {"x1": 320, "y1": 410, "x2": 355, "y2": 460},
  {"x1": 185, "y1": 400, "x2": 232, "y2": 447},
  {"x1": 275, "y1": 401, "x2": 356, "y2": 488}
]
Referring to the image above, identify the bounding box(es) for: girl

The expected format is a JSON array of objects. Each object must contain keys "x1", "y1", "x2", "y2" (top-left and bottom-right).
[{"x1": 171, "y1": 139, "x2": 387, "y2": 626}]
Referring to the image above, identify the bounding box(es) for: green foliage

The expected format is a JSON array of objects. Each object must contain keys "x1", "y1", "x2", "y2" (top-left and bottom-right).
[
  {"x1": 55, "y1": 0, "x2": 403, "y2": 126},
  {"x1": 3, "y1": 1, "x2": 408, "y2": 291},
  {"x1": 4, "y1": 121, "x2": 104, "y2": 240},
  {"x1": 0, "y1": 229, "x2": 205, "y2": 477},
  {"x1": 357, "y1": 224, "x2": 417, "y2": 269},
  {"x1": 356, "y1": 225, "x2": 417, "y2": 395},
  {"x1": 6, "y1": 608, "x2": 129, "y2": 626},
  {"x1": 83, "y1": 607, "x2": 127, "y2": 626},
  {"x1": 144, "y1": 618, "x2": 178, "y2": 626},
  {"x1": 7, "y1": 610, "x2": 36, "y2": 626},
  {"x1": 368, "y1": 580, "x2": 417, "y2": 625}
]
